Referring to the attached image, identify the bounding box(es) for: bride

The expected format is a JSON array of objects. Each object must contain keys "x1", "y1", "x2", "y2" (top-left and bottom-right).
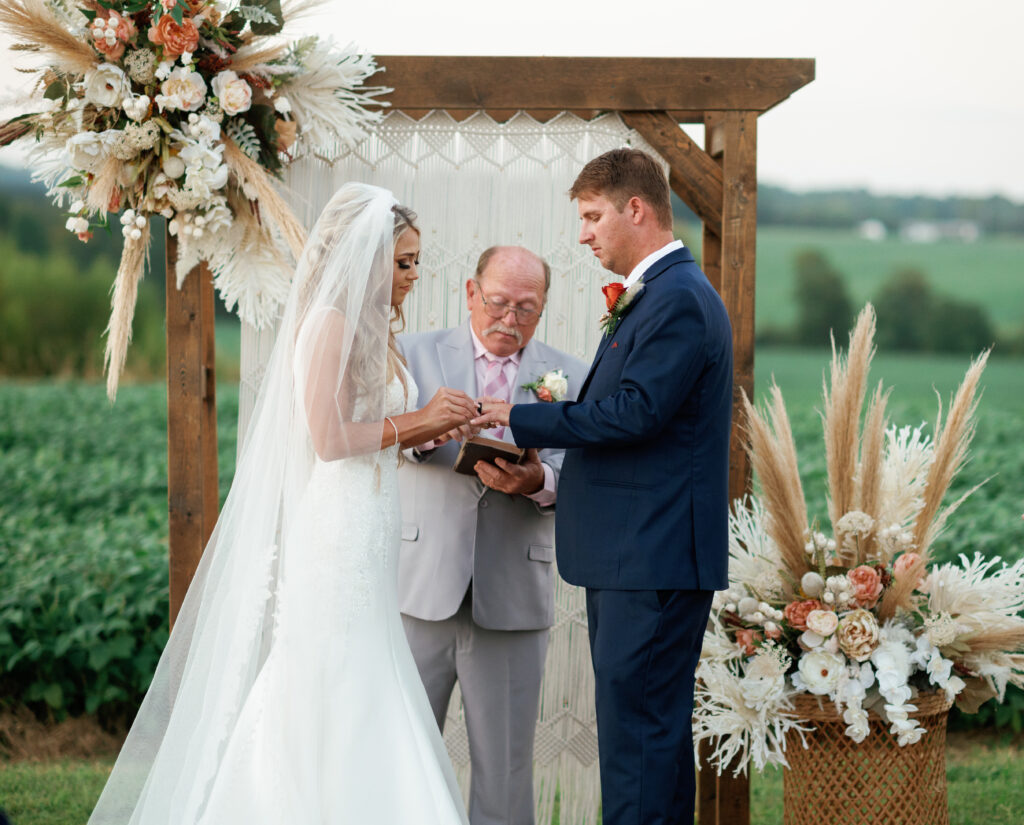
[{"x1": 89, "y1": 184, "x2": 476, "y2": 824}]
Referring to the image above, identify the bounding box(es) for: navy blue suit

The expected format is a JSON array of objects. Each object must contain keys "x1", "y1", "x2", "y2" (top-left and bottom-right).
[{"x1": 509, "y1": 246, "x2": 732, "y2": 824}]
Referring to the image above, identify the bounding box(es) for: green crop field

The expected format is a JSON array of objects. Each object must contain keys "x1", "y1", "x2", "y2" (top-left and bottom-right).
[{"x1": 678, "y1": 225, "x2": 1024, "y2": 336}]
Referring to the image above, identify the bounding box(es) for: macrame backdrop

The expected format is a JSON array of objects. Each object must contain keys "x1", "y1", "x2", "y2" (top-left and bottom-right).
[{"x1": 237, "y1": 110, "x2": 669, "y2": 825}]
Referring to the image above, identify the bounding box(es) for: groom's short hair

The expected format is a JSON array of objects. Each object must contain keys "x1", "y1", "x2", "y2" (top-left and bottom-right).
[{"x1": 570, "y1": 149, "x2": 673, "y2": 231}]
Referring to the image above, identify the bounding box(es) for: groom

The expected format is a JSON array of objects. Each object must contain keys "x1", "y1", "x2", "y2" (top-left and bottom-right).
[{"x1": 475, "y1": 149, "x2": 733, "y2": 824}]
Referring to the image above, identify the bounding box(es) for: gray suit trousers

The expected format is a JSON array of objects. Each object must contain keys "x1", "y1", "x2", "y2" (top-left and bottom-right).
[{"x1": 402, "y1": 591, "x2": 549, "y2": 825}]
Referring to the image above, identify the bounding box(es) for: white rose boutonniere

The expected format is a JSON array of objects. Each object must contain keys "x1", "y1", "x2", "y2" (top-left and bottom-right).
[{"x1": 521, "y1": 368, "x2": 569, "y2": 402}]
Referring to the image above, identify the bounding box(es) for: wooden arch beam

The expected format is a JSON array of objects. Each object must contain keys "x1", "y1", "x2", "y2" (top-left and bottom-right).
[{"x1": 370, "y1": 56, "x2": 814, "y2": 114}]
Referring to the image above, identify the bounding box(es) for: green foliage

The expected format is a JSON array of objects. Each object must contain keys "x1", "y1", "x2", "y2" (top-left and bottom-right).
[
  {"x1": 0, "y1": 240, "x2": 164, "y2": 378},
  {"x1": 0, "y1": 382, "x2": 238, "y2": 724},
  {"x1": 791, "y1": 249, "x2": 854, "y2": 347},
  {"x1": 750, "y1": 227, "x2": 1024, "y2": 339},
  {"x1": 873, "y1": 267, "x2": 998, "y2": 354}
]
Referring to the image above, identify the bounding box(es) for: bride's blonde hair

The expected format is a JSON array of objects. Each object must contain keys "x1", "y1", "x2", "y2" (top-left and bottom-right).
[{"x1": 388, "y1": 204, "x2": 419, "y2": 395}]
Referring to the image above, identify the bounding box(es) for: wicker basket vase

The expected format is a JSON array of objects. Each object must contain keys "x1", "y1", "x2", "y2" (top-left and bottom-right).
[{"x1": 783, "y1": 691, "x2": 953, "y2": 825}]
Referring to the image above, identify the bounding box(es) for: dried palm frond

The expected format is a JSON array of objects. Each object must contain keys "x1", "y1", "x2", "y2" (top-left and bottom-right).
[
  {"x1": 222, "y1": 137, "x2": 307, "y2": 259},
  {"x1": 104, "y1": 223, "x2": 151, "y2": 400},
  {"x1": 855, "y1": 381, "x2": 889, "y2": 562},
  {"x1": 957, "y1": 626, "x2": 1024, "y2": 655},
  {"x1": 822, "y1": 305, "x2": 875, "y2": 559},
  {"x1": 742, "y1": 386, "x2": 811, "y2": 588},
  {"x1": 230, "y1": 43, "x2": 292, "y2": 74},
  {"x1": 0, "y1": 116, "x2": 32, "y2": 146},
  {"x1": 280, "y1": 41, "x2": 387, "y2": 160},
  {"x1": 85, "y1": 156, "x2": 120, "y2": 216},
  {"x1": 912, "y1": 350, "x2": 990, "y2": 557},
  {"x1": 0, "y1": 0, "x2": 99, "y2": 77}
]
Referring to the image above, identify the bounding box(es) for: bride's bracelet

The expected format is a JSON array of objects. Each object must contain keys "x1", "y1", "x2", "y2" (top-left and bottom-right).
[{"x1": 384, "y1": 416, "x2": 400, "y2": 447}]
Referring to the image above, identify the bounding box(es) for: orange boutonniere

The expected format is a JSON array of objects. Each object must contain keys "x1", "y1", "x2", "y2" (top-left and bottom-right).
[{"x1": 598, "y1": 279, "x2": 644, "y2": 336}]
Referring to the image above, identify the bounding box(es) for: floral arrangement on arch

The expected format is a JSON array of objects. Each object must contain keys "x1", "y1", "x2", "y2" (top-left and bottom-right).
[
  {"x1": 693, "y1": 305, "x2": 1024, "y2": 775},
  {"x1": 0, "y1": 0, "x2": 386, "y2": 397}
]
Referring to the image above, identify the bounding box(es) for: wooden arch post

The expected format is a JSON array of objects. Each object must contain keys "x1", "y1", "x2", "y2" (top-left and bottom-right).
[{"x1": 165, "y1": 55, "x2": 813, "y2": 824}]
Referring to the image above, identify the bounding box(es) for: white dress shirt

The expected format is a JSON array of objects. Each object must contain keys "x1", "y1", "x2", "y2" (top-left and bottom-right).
[{"x1": 623, "y1": 239, "x2": 685, "y2": 289}]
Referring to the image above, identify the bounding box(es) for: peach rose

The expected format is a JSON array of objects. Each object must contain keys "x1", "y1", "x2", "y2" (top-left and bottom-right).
[
  {"x1": 848, "y1": 565, "x2": 884, "y2": 607},
  {"x1": 735, "y1": 628, "x2": 761, "y2": 656},
  {"x1": 149, "y1": 14, "x2": 200, "y2": 59},
  {"x1": 783, "y1": 599, "x2": 824, "y2": 632}
]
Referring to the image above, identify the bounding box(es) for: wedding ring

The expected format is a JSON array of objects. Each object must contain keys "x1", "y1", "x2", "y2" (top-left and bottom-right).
[{"x1": 476, "y1": 402, "x2": 483, "y2": 415}]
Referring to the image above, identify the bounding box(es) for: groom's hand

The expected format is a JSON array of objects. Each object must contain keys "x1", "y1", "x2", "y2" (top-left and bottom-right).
[
  {"x1": 472, "y1": 399, "x2": 512, "y2": 429},
  {"x1": 475, "y1": 448, "x2": 544, "y2": 496}
]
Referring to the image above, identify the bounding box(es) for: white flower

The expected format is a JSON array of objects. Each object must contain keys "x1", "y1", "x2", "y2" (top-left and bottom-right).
[
  {"x1": 274, "y1": 96, "x2": 292, "y2": 114},
  {"x1": 211, "y1": 70, "x2": 253, "y2": 116},
  {"x1": 65, "y1": 216, "x2": 89, "y2": 234},
  {"x1": 155, "y1": 60, "x2": 174, "y2": 81},
  {"x1": 801, "y1": 571, "x2": 825, "y2": 597},
  {"x1": 163, "y1": 155, "x2": 186, "y2": 179},
  {"x1": 799, "y1": 630, "x2": 825, "y2": 649},
  {"x1": 179, "y1": 141, "x2": 229, "y2": 197},
  {"x1": 806, "y1": 609, "x2": 839, "y2": 637},
  {"x1": 836, "y1": 510, "x2": 875, "y2": 536},
  {"x1": 65, "y1": 132, "x2": 109, "y2": 172},
  {"x1": 796, "y1": 650, "x2": 845, "y2": 695},
  {"x1": 122, "y1": 95, "x2": 150, "y2": 122},
  {"x1": 180, "y1": 50, "x2": 193, "y2": 66},
  {"x1": 539, "y1": 369, "x2": 569, "y2": 402},
  {"x1": 184, "y1": 114, "x2": 222, "y2": 143},
  {"x1": 156, "y1": 68, "x2": 208, "y2": 113},
  {"x1": 740, "y1": 647, "x2": 790, "y2": 710},
  {"x1": 83, "y1": 64, "x2": 130, "y2": 108}
]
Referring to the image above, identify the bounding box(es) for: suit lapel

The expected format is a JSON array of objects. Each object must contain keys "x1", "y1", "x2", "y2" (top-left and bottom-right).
[
  {"x1": 512, "y1": 342, "x2": 550, "y2": 406},
  {"x1": 437, "y1": 322, "x2": 477, "y2": 394},
  {"x1": 578, "y1": 246, "x2": 696, "y2": 397}
]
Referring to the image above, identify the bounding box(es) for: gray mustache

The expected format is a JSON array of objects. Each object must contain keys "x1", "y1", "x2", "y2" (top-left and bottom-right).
[{"x1": 484, "y1": 322, "x2": 523, "y2": 345}]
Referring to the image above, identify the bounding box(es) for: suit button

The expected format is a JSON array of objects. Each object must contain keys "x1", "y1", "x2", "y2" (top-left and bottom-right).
[{"x1": 479, "y1": 499, "x2": 489, "y2": 508}]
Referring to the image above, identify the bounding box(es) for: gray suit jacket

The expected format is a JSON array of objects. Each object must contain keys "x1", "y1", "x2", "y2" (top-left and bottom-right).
[{"x1": 397, "y1": 322, "x2": 587, "y2": 631}]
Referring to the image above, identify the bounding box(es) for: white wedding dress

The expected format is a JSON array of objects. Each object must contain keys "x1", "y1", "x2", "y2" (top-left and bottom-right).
[{"x1": 194, "y1": 367, "x2": 468, "y2": 824}]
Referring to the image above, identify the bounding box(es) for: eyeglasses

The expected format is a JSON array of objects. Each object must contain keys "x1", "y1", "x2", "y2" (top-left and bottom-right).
[{"x1": 477, "y1": 291, "x2": 542, "y2": 325}]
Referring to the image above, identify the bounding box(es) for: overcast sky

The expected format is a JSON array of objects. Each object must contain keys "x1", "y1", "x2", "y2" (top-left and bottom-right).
[{"x1": 2, "y1": 0, "x2": 1022, "y2": 199}]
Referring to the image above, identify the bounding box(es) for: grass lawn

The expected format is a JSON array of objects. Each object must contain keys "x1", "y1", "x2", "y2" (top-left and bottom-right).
[
  {"x1": 678, "y1": 224, "x2": 1024, "y2": 336},
  {"x1": 2, "y1": 737, "x2": 1021, "y2": 825}
]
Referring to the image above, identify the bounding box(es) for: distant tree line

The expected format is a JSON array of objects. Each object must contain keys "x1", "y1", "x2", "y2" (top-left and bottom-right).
[
  {"x1": 760, "y1": 248, "x2": 1023, "y2": 355},
  {"x1": 755, "y1": 185, "x2": 1024, "y2": 236}
]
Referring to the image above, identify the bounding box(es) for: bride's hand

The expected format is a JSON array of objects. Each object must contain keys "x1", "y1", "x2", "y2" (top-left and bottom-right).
[{"x1": 420, "y1": 387, "x2": 478, "y2": 438}]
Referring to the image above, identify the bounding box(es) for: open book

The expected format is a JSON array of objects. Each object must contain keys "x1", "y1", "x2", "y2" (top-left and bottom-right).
[{"x1": 452, "y1": 436, "x2": 525, "y2": 476}]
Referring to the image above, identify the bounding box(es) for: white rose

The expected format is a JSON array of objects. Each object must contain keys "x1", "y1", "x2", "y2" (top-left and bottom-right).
[
  {"x1": 163, "y1": 155, "x2": 186, "y2": 179},
  {"x1": 83, "y1": 64, "x2": 130, "y2": 108},
  {"x1": 211, "y1": 70, "x2": 253, "y2": 116},
  {"x1": 541, "y1": 369, "x2": 569, "y2": 402},
  {"x1": 273, "y1": 96, "x2": 292, "y2": 114},
  {"x1": 65, "y1": 132, "x2": 109, "y2": 172},
  {"x1": 159, "y1": 68, "x2": 208, "y2": 113},
  {"x1": 797, "y1": 650, "x2": 845, "y2": 695},
  {"x1": 806, "y1": 609, "x2": 839, "y2": 637}
]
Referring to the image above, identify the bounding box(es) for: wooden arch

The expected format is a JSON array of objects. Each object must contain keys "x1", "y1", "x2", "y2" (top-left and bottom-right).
[{"x1": 165, "y1": 55, "x2": 814, "y2": 825}]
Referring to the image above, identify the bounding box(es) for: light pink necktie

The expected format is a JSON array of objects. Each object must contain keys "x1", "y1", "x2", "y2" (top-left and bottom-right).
[{"x1": 481, "y1": 354, "x2": 511, "y2": 439}]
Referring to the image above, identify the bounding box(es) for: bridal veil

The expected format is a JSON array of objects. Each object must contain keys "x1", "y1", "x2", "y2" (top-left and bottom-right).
[{"x1": 89, "y1": 183, "x2": 399, "y2": 824}]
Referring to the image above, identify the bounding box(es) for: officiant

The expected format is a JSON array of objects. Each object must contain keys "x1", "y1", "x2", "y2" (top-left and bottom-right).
[{"x1": 397, "y1": 246, "x2": 586, "y2": 825}]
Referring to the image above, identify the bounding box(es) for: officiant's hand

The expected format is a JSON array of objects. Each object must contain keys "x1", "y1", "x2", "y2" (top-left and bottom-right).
[
  {"x1": 475, "y1": 448, "x2": 544, "y2": 495},
  {"x1": 472, "y1": 398, "x2": 512, "y2": 429}
]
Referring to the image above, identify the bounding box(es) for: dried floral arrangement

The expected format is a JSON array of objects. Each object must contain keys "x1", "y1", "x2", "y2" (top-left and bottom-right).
[
  {"x1": 694, "y1": 305, "x2": 1024, "y2": 775},
  {"x1": 0, "y1": 0, "x2": 386, "y2": 396}
]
